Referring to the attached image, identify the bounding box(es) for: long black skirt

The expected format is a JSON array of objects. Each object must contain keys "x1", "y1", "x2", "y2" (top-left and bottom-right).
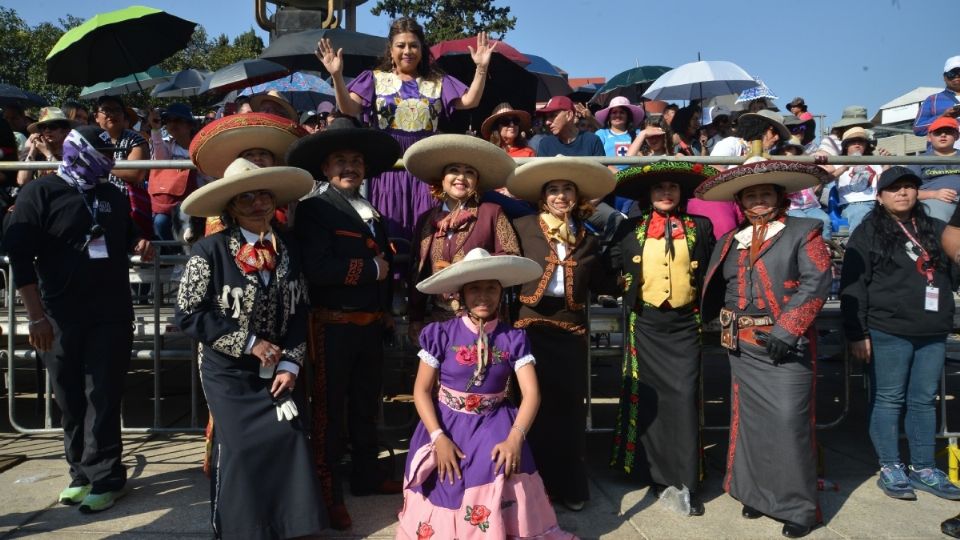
[
  {"x1": 525, "y1": 324, "x2": 590, "y2": 503},
  {"x1": 201, "y1": 349, "x2": 326, "y2": 539},
  {"x1": 725, "y1": 330, "x2": 819, "y2": 527},
  {"x1": 611, "y1": 305, "x2": 701, "y2": 492}
]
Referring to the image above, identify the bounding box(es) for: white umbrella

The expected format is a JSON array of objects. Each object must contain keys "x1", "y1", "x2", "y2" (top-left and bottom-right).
[{"x1": 642, "y1": 60, "x2": 759, "y2": 101}]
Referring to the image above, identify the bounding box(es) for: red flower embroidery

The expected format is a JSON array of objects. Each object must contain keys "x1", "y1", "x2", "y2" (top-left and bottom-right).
[
  {"x1": 626, "y1": 442, "x2": 636, "y2": 451},
  {"x1": 455, "y1": 346, "x2": 477, "y2": 366},
  {"x1": 416, "y1": 521, "x2": 434, "y2": 539},
  {"x1": 464, "y1": 394, "x2": 482, "y2": 412},
  {"x1": 692, "y1": 163, "x2": 703, "y2": 174},
  {"x1": 469, "y1": 504, "x2": 491, "y2": 526},
  {"x1": 629, "y1": 394, "x2": 639, "y2": 404}
]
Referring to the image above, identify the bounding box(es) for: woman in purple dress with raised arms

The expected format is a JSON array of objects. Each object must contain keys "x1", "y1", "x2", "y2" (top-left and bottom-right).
[
  {"x1": 316, "y1": 17, "x2": 496, "y2": 243},
  {"x1": 397, "y1": 248, "x2": 575, "y2": 539}
]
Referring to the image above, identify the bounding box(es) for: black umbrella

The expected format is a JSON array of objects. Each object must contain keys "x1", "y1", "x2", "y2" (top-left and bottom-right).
[
  {"x1": 199, "y1": 59, "x2": 290, "y2": 95},
  {"x1": 46, "y1": 6, "x2": 196, "y2": 86},
  {"x1": 260, "y1": 28, "x2": 387, "y2": 76},
  {"x1": 436, "y1": 54, "x2": 537, "y2": 134},
  {"x1": 152, "y1": 68, "x2": 210, "y2": 98},
  {"x1": 0, "y1": 83, "x2": 47, "y2": 107},
  {"x1": 524, "y1": 54, "x2": 573, "y2": 102}
]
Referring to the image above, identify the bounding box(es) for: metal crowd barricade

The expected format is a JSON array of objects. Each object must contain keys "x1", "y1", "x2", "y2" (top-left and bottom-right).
[{"x1": 5, "y1": 154, "x2": 960, "y2": 442}]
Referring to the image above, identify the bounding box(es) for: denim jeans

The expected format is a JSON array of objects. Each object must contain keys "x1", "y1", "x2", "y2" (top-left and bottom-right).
[
  {"x1": 868, "y1": 328, "x2": 946, "y2": 469},
  {"x1": 153, "y1": 212, "x2": 174, "y2": 242},
  {"x1": 788, "y1": 207, "x2": 832, "y2": 240},
  {"x1": 841, "y1": 201, "x2": 875, "y2": 235},
  {"x1": 921, "y1": 199, "x2": 957, "y2": 223}
]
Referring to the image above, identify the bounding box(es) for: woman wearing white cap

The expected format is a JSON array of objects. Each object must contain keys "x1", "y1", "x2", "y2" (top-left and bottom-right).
[
  {"x1": 175, "y1": 158, "x2": 326, "y2": 539},
  {"x1": 506, "y1": 158, "x2": 618, "y2": 511}
]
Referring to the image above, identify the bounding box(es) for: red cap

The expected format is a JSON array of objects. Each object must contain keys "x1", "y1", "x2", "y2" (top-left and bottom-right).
[
  {"x1": 537, "y1": 96, "x2": 575, "y2": 114},
  {"x1": 929, "y1": 116, "x2": 959, "y2": 133}
]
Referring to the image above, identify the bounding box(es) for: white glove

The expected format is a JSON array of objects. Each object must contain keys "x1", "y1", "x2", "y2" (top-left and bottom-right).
[{"x1": 275, "y1": 395, "x2": 299, "y2": 422}]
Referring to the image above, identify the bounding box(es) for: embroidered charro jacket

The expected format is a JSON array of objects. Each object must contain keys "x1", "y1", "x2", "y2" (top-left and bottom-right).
[
  {"x1": 701, "y1": 216, "x2": 831, "y2": 347},
  {"x1": 513, "y1": 214, "x2": 617, "y2": 333},
  {"x1": 606, "y1": 211, "x2": 714, "y2": 311},
  {"x1": 175, "y1": 227, "x2": 309, "y2": 367},
  {"x1": 408, "y1": 201, "x2": 520, "y2": 321},
  {"x1": 294, "y1": 184, "x2": 393, "y2": 313}
]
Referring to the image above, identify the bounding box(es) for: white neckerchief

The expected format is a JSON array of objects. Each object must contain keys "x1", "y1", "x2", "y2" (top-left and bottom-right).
[
  {"x1": 331, "y1": 184, "x2": 379, "y2": 233},
  {"x1": 734, "y1": 220, "x2": 785, "y2": 250},
  {"x1": 240, "y1": 228, "x2": 274, "y2": 284}
]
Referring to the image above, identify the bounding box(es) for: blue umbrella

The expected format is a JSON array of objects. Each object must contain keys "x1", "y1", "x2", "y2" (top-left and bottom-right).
[
  {"x1": 239, "y1": 72, "x2": 335, "y2": 112},
  {"x1": 735, "y1": 77, "x2": 778, "y2": 104},
  {"x1": 523, "y1": 53, "x2": 573, "y2": 102}
]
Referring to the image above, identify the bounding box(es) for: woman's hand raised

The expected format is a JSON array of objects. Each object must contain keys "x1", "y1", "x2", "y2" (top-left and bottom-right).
[
  {"x1": 468, "y1": 32, "x2": 498, "y2": 70},
  {"x1": 315, "y1": 38, "x2": 343, "y2": 77}
]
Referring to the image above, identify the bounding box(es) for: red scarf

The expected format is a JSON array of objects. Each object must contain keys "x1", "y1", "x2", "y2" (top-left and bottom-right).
[
  {"x1": 236, "y1": 241, "x2": 277, "y2": 274},
  {"x1": 433, "y1": 206, "x2": 477, "y2": 238},
  {"x1": 647, "y1": 212, "x2": 685, "y2": 240}
]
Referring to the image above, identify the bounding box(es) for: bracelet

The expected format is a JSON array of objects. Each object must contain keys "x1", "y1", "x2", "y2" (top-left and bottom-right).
[
  {"x1": 511, "y1": 425, "x2": 526, "y2": 440},
  {"x1": 28, "y1": 316, "x2": 47, "y2": 326},
  {"x1": 429, "y1": 429, "x2": 444, "y2": 443}
]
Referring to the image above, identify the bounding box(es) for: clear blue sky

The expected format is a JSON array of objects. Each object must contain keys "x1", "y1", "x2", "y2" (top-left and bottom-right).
[{"x1": 8, "y1": 0, "x2": 956, "y2": 129}]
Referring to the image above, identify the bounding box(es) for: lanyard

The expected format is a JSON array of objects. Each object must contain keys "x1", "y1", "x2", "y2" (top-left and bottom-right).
[{"x1": 895, "y1": 219, "x2": 934, "y2": 284}]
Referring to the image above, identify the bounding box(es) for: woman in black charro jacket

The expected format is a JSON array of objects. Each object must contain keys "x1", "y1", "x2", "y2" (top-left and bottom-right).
[
  {"x1": 605, "y1": 161, "x2": 717, "y2": 516},
  {"x1": 175, "y1": 157, "x2": 326, "y2": 539},
  {"x1": 505, "y1": 157, "x2": 617, "y2": 511}
]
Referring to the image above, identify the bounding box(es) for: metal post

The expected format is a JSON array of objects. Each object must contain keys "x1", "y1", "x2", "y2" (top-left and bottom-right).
[
  {"x1": 585, "y1": 300, "x2": 593, "y2": 432},
  {"x1": 153, "y1": 251, "x2": 162, "y2": 429}
]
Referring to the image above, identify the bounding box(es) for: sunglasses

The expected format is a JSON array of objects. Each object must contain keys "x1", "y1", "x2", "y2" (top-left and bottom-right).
[
  {"x1": 233, "y1": 190, "x2": 274, "y2": 205},
  {"x1": 946, "y1": 70, "x2": 960, "y2": 80},
  {"x1": 97, "y1": 107, "x2": 123, "y2": 116},
  {"x1": 789, "y1": 125, "x2": 807, "y2": 133},
  {"x1": 498, "y1": 117, "x2": 521, "y2": 127}
]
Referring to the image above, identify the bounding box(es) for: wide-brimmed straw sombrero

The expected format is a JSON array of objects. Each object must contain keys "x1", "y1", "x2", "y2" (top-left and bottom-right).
[
  {"x1": 694, "y1": 157, "x2": 832, "y2": 202},
  {"x1": 250, "y1": 90, "x2": 297, "y2": 122},
  {"x1": 479, "y1": 102, "x2": 532, "y2": 140},
  {"x1": 416, "y1": 248, "x2": 543, "y2": 295},
  {"x1": 403, "y1": 134, "x2": 516, "y2": 192},
  {"x1": 614, "y1": 160, "x2": 719, "y2": 208},
  {"x1": 181, "y1": 158, "x2": 314, "y2": 217},
  {"x1": 27, "y1": 107, "x2": 73, "y2": 133},
  {"x1": 189, "y1": 113, "x2": 304, "y2": 178},
  {"x1": 286, "y1": 116, "x2": 401, "y2": 180},
  {"x1": 506, "y1": 157, "x2": 615, "y2": 203}
]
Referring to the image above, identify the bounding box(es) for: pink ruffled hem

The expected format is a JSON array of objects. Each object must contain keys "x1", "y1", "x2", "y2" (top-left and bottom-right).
[{"x1": 397, "y1": 443, "x2": 577, "y2": 539}]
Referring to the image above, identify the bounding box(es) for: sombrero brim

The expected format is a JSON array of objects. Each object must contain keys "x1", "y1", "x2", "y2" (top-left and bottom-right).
[
  {"x1": 27, "y1": 117, "x2": 74, "y2": 134},
  {"x1": 480, "y1": 109, "x2": 532, "y2": 140},
  {"x1": 286, "y1": 127, "x2": 401, "y2": 180},
  {"x1": 190, "y1": 113, "x2": 303, "y2": 178},
  {"x1": 695, "y1": 161, "x2": 832, "y2": 202},
  {"x1": 506, "y1": 157, "x2": 615, "y2": 203},
  {"x1": 181, "y1": 166, "x2": 315, "y2": 217},
  {"x1": 404, "y1": 134, "x2": 516, "y2": 192},
  {"x1": 613, "y1": 163, "x2": 718, "y2": 207},
  {"x1": 416, "y1": 255, "x2": 543, "y2": 295},
  {"x1": 250, "y1": 94, "x2": 298, "y2": 122}
]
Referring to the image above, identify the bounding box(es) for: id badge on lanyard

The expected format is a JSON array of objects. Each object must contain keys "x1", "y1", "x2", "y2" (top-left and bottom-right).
[{"x1": 897, "y1": 220, "x2": 939, "y2": 312}]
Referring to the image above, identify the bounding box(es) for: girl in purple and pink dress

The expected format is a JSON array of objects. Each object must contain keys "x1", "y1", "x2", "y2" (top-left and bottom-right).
[
  {"x1": 317, "y1": 17, "x2": 497, "y2": 243},
  {"x1": 397, "y1": 248, "x2": 575, "y2": 540}
]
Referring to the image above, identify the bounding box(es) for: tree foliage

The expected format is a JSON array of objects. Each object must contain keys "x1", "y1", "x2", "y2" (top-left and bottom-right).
[
  {"x1": 370, "y1": 0, "x2": 516, "y2": 43},
  {"x1": 0, "y1": 6, "x2": 265, "y2": 111}
]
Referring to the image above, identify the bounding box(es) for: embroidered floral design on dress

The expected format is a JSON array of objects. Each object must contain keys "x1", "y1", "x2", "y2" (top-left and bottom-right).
[
  {"x1": 345, "y1": 258, "x2": 363, "y2": 285},
  {"x1": 464, "y1": 504, "x2": 491, "y2": 531},
  {"x1": 805, "y1": 229, "x2": 832, "y2": 273},
  {"x1": 779, "y1": 298, "x2": 825, "y2": 337},
  {"x1": 416, "y1": 521, "x2": 434, "y2": 539},
  {"x1": 438, "y1": 387, "x2": 502, "y2": 415}
]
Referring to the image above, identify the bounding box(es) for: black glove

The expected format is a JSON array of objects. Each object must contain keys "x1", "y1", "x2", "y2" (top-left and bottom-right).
[{"x1": 766, "y1": 335, "x2": 791, "y2": 364}]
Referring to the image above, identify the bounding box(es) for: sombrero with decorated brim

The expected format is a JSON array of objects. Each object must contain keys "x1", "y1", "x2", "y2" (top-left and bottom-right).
[
  {"x1": 416, "y1": 248, "x2": 543, "y2": 295},
  {"x1": 181, "y1": 158, "x2": 315, "y2": 217},
  {"x1": 694, "y1": 157, "x2": 832, "y2": 202},
  {"x1": 404, "y1": 134, "x2": 516, "y2": 192},
  {"x1": 190, "y1": 113, "x2": 304, "y2": 178},
  {"x1": 506, "y1": 157, "x2": 615, "y2": 203},
  {"x1": 613, "y1": 160, "x2": 719, "y2": 208},
  {"x1": 286, "y1": 117, "x2": 401, "y2": 180}
]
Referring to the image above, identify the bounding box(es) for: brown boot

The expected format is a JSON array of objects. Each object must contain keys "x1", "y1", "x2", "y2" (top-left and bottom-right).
[{"x1": 327, "y1": 504, "x2": 352, "y2": 531}]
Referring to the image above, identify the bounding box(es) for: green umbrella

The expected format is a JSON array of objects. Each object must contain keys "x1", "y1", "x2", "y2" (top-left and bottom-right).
[
  {"x1": 79, "y1": 66, "x2": 171, "y2": 100},
  {"x1": 46, "y1": 5, "x2": 196, "y2": 87},
  {"x1": 588, "y1": 65, "x2": 672, "y2": 107}
]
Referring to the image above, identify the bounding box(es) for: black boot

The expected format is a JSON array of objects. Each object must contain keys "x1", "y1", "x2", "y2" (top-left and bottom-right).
[
  {"x1": 741, "y1": 504, "x2": 763, "y2": 519},
  {"x1": 781, "y1": 521, "x2": 812, "y2": 538},
  {"x1": 942, "y1": 514, "x2": 960, "y2": 538},
  {"x1": 688, "y1": 492, "x2": 704, "y2": 516}
]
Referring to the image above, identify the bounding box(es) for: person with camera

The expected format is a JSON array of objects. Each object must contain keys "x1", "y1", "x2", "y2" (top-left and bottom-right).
[
  {"x1": 3, "y1": 126, "x2": 154, "y2": 514},
  {"x1": 831, "y1": 127, "x2": 890, "y2": 234}
]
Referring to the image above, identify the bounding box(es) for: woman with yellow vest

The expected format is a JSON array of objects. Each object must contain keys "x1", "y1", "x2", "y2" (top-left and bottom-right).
[{"x1": 605, "y1": 161, "x2": 718, "y2": 516}]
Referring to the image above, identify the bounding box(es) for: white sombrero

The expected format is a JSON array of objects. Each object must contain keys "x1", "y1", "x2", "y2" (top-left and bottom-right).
[
  {"x1": 403, "y1": 134, "x2": 516, "y2": 192},
  {"x1": 181, "y1": 158, "x2": 315, "y2": 217},
  {"x1": 506, "y1": 156, "x2": 615, "y2": 203},
  {"x1": 416, "y1": 248, "x2": 543, "y2": 295}
]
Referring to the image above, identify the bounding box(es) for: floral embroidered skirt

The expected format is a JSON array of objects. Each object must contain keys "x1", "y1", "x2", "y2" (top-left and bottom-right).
[{"x1": 396, "y1": 386, "x2": 576, "y2": 539}]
